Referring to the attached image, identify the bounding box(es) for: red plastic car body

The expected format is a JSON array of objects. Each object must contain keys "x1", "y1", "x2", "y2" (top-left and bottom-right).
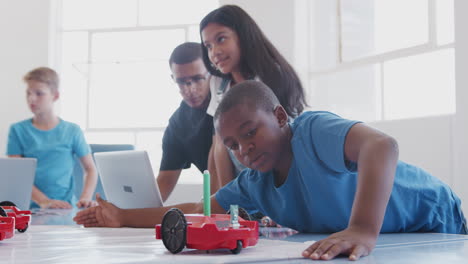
[
  {"x1": 0, "y1": 216, "x2": 15, "y2": 241},
  {"x1": 2, "y1": 206, "x2": 31, "y2": 233},
  {"x1": 156, "y1": 211, "x2": 259, "y2": 254}
]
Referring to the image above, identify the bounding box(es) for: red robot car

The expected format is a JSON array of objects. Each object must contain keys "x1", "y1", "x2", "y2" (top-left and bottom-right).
[
  {"x1": 156, "y1": 207, "x2": 259, "y2": 254},
  {"x1": 0, "y1": 201, "x2": 32, "y2": 233},
  {"x1": 0, "y1": 207, "x2": 15, "y2": 241},
  {"x1": 155, "y1": 170, "x2": 259, "y2": 254}
]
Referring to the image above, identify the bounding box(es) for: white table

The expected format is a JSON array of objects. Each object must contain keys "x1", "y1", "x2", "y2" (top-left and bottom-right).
[{"x1": 2, "y1": 209, "x2": 466, "y2": 263}]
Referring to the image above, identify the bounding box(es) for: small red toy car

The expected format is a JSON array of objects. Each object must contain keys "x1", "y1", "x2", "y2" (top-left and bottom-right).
[
  {"x1": 156, "y1": 208, "x2": 259, "y2": 254},
  {"x1": 0, "y1": 207, "x2": 15, "y2": 241},
  {"x1": 0, "y1": 201, "x2": 32, "y2": 233}
]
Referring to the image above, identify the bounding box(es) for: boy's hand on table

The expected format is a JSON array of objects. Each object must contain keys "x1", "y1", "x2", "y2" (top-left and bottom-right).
[
  {"x1": 302, "y1": 227, "x2": 377, "y2": 261},
  {"x1": 76, "y1": 199, "x2": 98, "y2": 208},
  {"x1": 39, "y1": 199, "x2": 72, "y2": 209},
  {"x1": 73, "y1": 193, "x2": 123, "y2": 227}
]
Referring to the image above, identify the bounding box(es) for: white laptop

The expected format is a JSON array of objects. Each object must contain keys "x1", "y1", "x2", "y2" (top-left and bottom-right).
[
  {"x1": 93, "y1": 150, "x2": 163, "y2": 209},
  {"x1": 0, "y1": 158, "x2": 36, "y2": 209}
]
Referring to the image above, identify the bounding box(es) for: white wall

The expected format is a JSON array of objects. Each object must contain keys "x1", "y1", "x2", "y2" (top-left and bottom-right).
[
  {"x1": 0, "y1": 0, "x2": 53, "y2": 154},
  {"x1": 454, "y1": 0, "x2": 468, "y2": 213},
  {"x1": 369, "y1": 115, "x2": 454, "y2": 185}
]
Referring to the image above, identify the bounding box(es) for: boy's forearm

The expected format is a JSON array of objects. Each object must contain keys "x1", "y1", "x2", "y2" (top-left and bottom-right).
[
  {"x1": 349, "y1": 136, "x2": 398, "y2": 235},
  {"x1": 121, "y1": 202, "x2": 204, "y2": 228},
  {"x1": 31, "y1": 185, "x2": 50, "y2": 206},
  {"x1": 80, "y1": 155, "x2": 98, "y2": 200},
  {"x1": 81, "y1": 170, "x2": 98, "y2": 200}
]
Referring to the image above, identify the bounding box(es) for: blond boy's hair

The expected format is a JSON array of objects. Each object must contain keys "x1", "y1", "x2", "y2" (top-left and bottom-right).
[{"x1": 23, "y1": 67, "x2": 59, "y2": 92}]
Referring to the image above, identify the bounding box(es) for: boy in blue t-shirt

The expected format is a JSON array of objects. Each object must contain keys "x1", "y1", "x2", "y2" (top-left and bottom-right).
[
  {"x1": 7, "y1": 67, "x2": 97, "y2": 209},
  {"x1": 74, "y1": 80, "x2": 466, "y2": 261}
]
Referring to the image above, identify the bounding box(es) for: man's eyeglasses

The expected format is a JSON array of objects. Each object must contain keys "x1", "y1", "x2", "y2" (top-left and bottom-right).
[{"x1": 174, "y1": 72, "x2": 210, "y2": 88}]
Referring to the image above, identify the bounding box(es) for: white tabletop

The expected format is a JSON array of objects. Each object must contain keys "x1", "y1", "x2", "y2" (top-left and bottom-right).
[
  {"x1": 1, "y1": 226, "x2": 467, "y2": 263},
  {"x1": 2, "y1": 209, "x2": 466, "y2": 263}
]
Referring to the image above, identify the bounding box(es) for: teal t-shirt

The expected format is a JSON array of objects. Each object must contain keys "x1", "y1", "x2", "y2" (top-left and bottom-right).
[
  {"x1": 215, "y1": 111, "x2": 466, "y2": 234},
  {"x1": 7, "y1": 119, "x2": 90, "y2": 208}
]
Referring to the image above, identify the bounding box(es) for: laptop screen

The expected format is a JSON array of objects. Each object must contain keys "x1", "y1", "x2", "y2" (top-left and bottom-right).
[
  {"x1": 93, "y1": 150, "x2": 163, "y2": 209},
  {"x1": 0, "y1": 158, "x2": 36, "y2": 209}
]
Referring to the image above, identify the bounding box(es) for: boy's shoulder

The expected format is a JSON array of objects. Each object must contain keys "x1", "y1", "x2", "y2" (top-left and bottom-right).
[
  {"x1": 293, "y1": 111, "x2": 342, "y2": 126},
  {"x1": 57, "y1": 119, "x2": 84, "y2": 133},
  {"x1": 10, "y1": 118, "x2": 33, "y2": 129},
  {"x1": 59, "y1": 119, "x2": 80, "y2": 127},
  {"x1": 291, "y1": 111, "x2": 360, "y2": 139}
]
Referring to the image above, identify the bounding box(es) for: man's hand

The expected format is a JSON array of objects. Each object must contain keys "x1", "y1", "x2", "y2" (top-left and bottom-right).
[
  {"x1": 302, "y1": 227, "x2": 377, "y2": 261},
  {"x1": 73, "y1": 194, "x2": 123, "y2": 227}
]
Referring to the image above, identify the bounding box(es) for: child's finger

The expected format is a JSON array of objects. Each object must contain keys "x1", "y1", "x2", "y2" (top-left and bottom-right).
[
  {"x1": 302, "y1": 241, "x2": 320, "y2": 258},
  {"x1": 62, "y1": 201, "x2": 72, "y2": 209},
  {"x1": 78, "y1": 201, "x2": 89, "y2": 208},
  {"x1": 309, "y1": 239, "x2": 337, "y2": 260},
  {"x1": 322, "y1": 241, "x2": 351, "y2": 260},
  {"x1": 349, "y1": 245, "x2": 369, "y2": 261},
  {"x1": 95, "y1": 193, "x2": 106, "y2": 204}
]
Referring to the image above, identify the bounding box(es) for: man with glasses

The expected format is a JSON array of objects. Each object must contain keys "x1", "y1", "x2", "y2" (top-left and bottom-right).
[{"x1": 157, "y1": 42, "x2": 218, "y2": 202}]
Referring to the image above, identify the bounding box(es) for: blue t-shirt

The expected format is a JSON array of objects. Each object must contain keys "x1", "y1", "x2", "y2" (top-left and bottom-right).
[
  {"x1": 216, "y1": 111, "x2": 466, "y2": 234},
  {"x1": 7, "y1": 119, "x2": 90, "y2": 207}
]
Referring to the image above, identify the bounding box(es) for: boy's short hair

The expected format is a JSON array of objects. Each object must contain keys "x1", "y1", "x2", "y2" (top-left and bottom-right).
[
  {"x1": 214, "y1": 80, "x2": 280, "y2": 123},
  {"x1": 23, "y1": 67, "x2": 59, "y2": 92},
  {"x1": 169, "y1": 42, "x2": 202, "y2": 66}
]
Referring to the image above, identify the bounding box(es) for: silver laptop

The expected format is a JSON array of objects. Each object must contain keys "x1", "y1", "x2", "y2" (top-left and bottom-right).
[
  {"x1": 0, "y1": 158, "x2": 36, "y2": 209},
  {"x1": 93, "y1": 150, "x2": 163, "y2": 209}
]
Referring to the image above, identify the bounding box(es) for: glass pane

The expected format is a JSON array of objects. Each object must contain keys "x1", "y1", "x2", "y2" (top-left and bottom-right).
[
  {"x1": 88, "y1": 61, "x2": 180, "y2": 128},
  {"x1": 341, "y1": 0, "x2": 428, "y2": 60},
  {"x1": 92, "y1": 29, "x2": 185, "y2": 62},
  {"x1": 309, "y1": 64, "x2": 381, "y2": 122},
  {"x1": 188, "y1": 25, "x2": 201, "y2": 43},
  {"x1": 135, "y1": 131, "x2": 164, "y2": 171},
  {"x1": 84, "y1": 132, "x2": 135, "y2": 145},
  {"x1": 139, "y1": 0, "x2": 218, "y2": 26},
  {"x1": 436, "y1": 0, "x2": 454, "y2": 45},
  {"x1": 61, "y1": 0, "x2": 137, "y2": 30},
  {"x1": 383, "y1": 49, "x2": 455, "y2": 120},
  {"x1": 309, "y1": 0, "x2": 339, "y2": 71},
  {"x1": 60, "y1": 32, "x2": 89, "y2": 128}
]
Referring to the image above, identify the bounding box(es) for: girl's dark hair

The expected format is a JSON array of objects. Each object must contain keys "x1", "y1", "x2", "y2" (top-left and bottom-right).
[{"x1": 200, "y1": 5, "x2": 307, "y2": 117}]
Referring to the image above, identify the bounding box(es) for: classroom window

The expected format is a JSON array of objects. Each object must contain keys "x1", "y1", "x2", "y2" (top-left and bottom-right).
[
  {"x1": 57, "y1": 0, "x2": 218, "y2": 182},
  {"x1": 308, "y1": 0, "x2": 455, "y2": 121}
]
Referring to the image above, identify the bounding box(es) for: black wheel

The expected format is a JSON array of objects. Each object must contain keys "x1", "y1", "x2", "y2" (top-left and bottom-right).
[
  {"x1": 227, "y1": 207, "x2": 252, "y2": 221},
  {"x1": 161, "y1": 208, "x2": 187, "y2": 254},
  {"x1": 231, "y1": 240, "x2": 243, "y2": 254},
  {"x1": 17, "y1": 224, "x2": 28, "y2": 233},
  {"x1": 0, "y1": 207, "x2": 6, "y2": 217},
  {"x1": 0, "y1": 201, "x2": 16, "y2": 207}
]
